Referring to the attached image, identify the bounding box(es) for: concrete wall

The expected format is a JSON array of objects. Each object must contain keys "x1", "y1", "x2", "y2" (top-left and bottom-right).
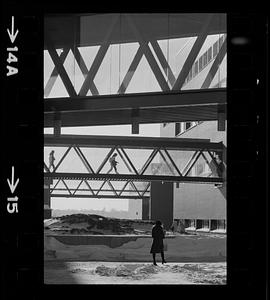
[
  {"x1": 150, "y1": 182, "x2": 173, "y2": 229},
  {"x1": 44, "y1": 234, "x2": 226, "y2": 262},
  {"x1": 128, "y1": 199, "x2": 142, "y2": 219}
]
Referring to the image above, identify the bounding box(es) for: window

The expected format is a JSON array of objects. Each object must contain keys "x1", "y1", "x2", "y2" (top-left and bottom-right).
[
  {"x1": 210, "y1": 220, "x2": 217, "y2": 230},
  {"x1": 196, "y1": 219, "x2": 203, "y2": 229},
  {"x1": 185, "y1": 219, "x2": 195, "y2": 229},
  {"x1": 202, "y1": 220, "x2": 210, "y2": 229},
  {"x1": 185, "y1": 122, "x2": 192, "y2": 130},
  {"x1": 175, "y1": 122, "x2": 181, "y2": 136},
  {"x1": 207, "y1": 47, "x2": 212, "y2": 62},
  {"x1": 192, "y1": 63, "x2": 196, "y2": 77},
  {"x1": 203, "y1": 51, "x2": 207, "y2": 67},
  {"x1": 217, "y1": 219, "x2": 226, "y2": 230},
  {"x1": 175, "y1": 122, "x2": 185, "y2": 135},
  {"x1": 199, "y1": 56, "x2": 203, "y2": 71},
  {"x1": 188, "y1": 69, "x2": 192, "y2": 81},
  {"x1": 194, "y1": 61, "x2": 198, "y2": 75},
  {"x1": 213, "y1": 41, "x2": 218, "y2": 57}
]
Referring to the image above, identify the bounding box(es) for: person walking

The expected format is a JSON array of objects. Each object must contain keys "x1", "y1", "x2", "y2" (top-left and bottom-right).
[
  {"x1": 48, "y1": 150, "x2": 56, "y2": 172},
  {"x1": 150, "y1": 220, "x2": 167, "y2": 265},
  {"x1": 107, "y1": 153, "x2": 119, "y2": 174}
]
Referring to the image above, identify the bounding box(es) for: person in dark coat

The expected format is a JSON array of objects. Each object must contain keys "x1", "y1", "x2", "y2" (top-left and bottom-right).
[{"x1": 150, "y1": 220, "x2": 167, "y2": 265}]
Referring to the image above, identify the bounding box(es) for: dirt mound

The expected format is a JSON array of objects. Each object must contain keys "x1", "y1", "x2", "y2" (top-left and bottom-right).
[{"x1": 45, "y1": 214, "x2": 155, "y2": 235}]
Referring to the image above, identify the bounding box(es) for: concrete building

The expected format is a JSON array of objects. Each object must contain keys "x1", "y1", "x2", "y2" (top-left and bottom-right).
[{"x1": 159, "y1": 33, "x2": 227, "y2": 232}]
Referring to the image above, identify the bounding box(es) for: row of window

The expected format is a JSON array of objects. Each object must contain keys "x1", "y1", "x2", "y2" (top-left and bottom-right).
[
  {"x1": 184, "y1": 34, "x2": 226, "y2": 85},
  {"x1": 175, "y1": 219, "x2": 226, "y2": 232}
]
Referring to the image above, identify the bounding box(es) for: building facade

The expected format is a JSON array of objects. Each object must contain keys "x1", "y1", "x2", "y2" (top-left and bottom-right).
[{"x1": 160, "y1": 33, "x2": 227, "y2": 233}]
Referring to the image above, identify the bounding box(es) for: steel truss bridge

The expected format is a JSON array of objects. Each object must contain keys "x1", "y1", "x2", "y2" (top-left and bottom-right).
[
  {"x1": 44, "y1": 134, "x2": 225, "y2": 199},
  {"x1": 44, "y1": 13, "x2": 226, "y2": 128}
]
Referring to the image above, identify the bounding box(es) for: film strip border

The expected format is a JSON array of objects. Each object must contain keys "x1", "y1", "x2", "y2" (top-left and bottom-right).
[
  {"x1": 227, "y1": 13, "x2": 267, "y2": 296},
  {"x1": 0, "y1": 3, "x2": 43, "y2": 299},
  {"x1": 0, "y1": 9, "x2": 268, "y2": 299}
]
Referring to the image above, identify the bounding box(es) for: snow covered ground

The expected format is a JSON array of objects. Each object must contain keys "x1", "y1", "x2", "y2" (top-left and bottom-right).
[
  {"x1": 44, "y1": 261, "x2": 226, "y2": 285},
  {"x1": 44, "y1": 215, "x2": 226, "y2": 284}
]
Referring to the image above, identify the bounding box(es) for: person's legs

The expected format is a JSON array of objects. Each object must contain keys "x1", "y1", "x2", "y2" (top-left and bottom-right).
[
  {"x1": 113, "y1": 166, "x2": 119, "y2": 174},
  {"x1": 161, "y1": 251, "x2": 166, "y2": 264},
  {"x1": 107, "y1": 166, "x2": 113, "y2": 173},
  {"x1": 152, "y1": 253, "x2": 157, "y2": 265}
]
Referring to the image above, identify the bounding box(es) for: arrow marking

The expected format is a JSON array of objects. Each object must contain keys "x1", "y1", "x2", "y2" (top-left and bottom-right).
[
  {"x1": 7, "y1": 16, "x2": 19, "y2": 43},
  {"x1": 7, "y1": 166, "x2": 19, "y2": 194}
]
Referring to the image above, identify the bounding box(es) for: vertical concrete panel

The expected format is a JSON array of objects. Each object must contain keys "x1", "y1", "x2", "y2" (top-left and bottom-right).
[
  {"x1": 150, "y1": 182, "x2": 173, "y2": 229},
  {"x1": 142, "y1": 198, "x2": 150, "y2": 220},
  {"x1": 44, "y1": 178, "x2": 52, "y2": 219}
]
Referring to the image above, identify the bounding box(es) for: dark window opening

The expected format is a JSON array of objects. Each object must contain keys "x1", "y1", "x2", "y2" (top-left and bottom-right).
[
  {"x1": 202, "y1": 219, "x2": 210, "y2": 229},
  {"x1": 203, "y1": 51, "x2": 207, "y2": 67},
  {"x1": 207, "y1": 47, "x2": 212, "y2": 62},
  {"x1": 213, "y1": 41, "x2": 218, "y2": 57},
  {"x1": 175, "y1": 122, "x2": 180, "y2": 136},
  {"x1": 185, "y1": 122, "x2": 191, "y2": 130},
  {"x1": 195, "y1": 61, "x2": 198, "y2": 75},
  {"x1": 196, "y1": 219, "x2": 203, "y2": 229},
  {"x1": 199, "y1": 56, "x2": 203, "y2": 71}
]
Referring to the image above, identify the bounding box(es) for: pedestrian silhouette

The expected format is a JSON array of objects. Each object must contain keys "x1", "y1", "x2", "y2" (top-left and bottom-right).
[
  {"x1": 150, "y1": 220, "x2": 167, "y2": 265},
  {"x1": 49, "y1": 150, "x2": 56, "y2": 172},
  {"x1": 107, "y1": 153, "x2": 119, "y2": 174}
]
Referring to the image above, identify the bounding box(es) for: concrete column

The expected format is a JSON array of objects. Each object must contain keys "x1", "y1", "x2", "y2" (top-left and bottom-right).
[
  {"x1": 44, "y1": 178, "x2": 52, "y2": 219},
  {"x1": 53, "y1": 112, "x2": 61, "y2": 137},
  {"x1": 142, "y1": 198, "x2": 150, "y2": 220},
  {"x1": 150, "y1": 181, "x2": 173, "y2": 230}
]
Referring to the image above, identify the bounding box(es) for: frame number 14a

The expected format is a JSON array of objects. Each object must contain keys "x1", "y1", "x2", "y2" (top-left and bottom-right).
[{"x1": 6, "y1": 16, "x2": 19, "y2": 76}]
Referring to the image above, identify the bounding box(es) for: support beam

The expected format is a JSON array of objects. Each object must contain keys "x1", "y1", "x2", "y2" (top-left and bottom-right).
[
  {"x1": 44, "y1": 88, "x2": 226, "y2": 112},
  {"x1": 71, "y1": 47, "x2": 99, "y2": 95},
  {"x1": 44, "y1": 172, "x2": 223, "y2": 184},
  {"x1": 44, "y1": 134, "x2": 220, "y2": 151},
  {"x1": 50, "y1": 194, "x2": 149, "y2": 199},
  {"x1": 150, "y1": 181, "x2": 173, "y2": 229},
  {"x1": 150, "y1": 39, "x2": 176, "y2": 87},
  {"x1": 44, "y1": 47, "x2": 69, "y2": 98},
  {"x1": 217, "y1": 104, "x2": 226, "y2": 131},
  {"x1": 53, "y1": 112, "x2": 61, "y2": 137},
  {"x1": 124, "y1": 14, "x2": 170, "y2": 92},
  {"x1": 45, "y1": 34, "x2": 77, "y2": 97},
  {"x1": 79, "y1": 15, "x2": 120, "y2": 96},
  {"x1": 118, "y1": 47, "x2": 144, "y2": 94},
  {"x1": 44, "y1": 178, "x2": 52, "y2": 219},
  {"x1": 131, "y1": 109, "x2": 140, "y2": 134},
  {"x1": 44, "y1": 103, "x2": 225, "y2": 127}
]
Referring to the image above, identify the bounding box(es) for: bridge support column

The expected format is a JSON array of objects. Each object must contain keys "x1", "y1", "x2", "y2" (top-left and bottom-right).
[
  {"x1": 53, "y1": 112, "x2": 61, "y2": 137},
  {"x1": 142, "y1": 197, "x2": 150, "y2": 220},
  {"x1": 150, "y1": 182, "x2": 173, "y2": 230},
  {"x1": 44, "y1": 178, "x2": 53, "y2": 219}
]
